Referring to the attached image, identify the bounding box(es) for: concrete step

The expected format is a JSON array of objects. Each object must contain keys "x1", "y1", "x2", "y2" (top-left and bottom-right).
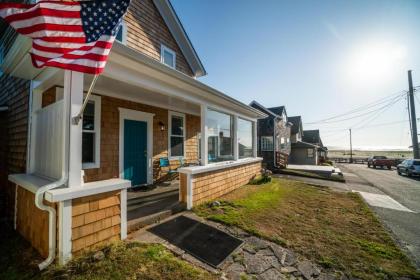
[
  {"x1": 127, "y1": 202, "x2": 186, "y2": 233},
  {"x1": 127, "y1": 188, "x2": 179, "y2": 207}
]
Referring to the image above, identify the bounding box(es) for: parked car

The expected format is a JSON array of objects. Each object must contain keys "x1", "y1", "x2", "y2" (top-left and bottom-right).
[
  {"x1": 367, "y1": 156, "x2": 393, "y2": 169},
  {"x1": 397, "y1": 159, "x2": 420, "y2": 177}
]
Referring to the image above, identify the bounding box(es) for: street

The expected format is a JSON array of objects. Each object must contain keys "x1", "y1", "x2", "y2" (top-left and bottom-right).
[{"x1": 339, "y1": 163, "x2": 420, "y2": 268}]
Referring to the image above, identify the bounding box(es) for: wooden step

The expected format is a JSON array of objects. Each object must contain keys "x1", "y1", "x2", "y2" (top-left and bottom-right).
[{"x1": 127, "y1": 203, "x2": 186, "y2": 233}]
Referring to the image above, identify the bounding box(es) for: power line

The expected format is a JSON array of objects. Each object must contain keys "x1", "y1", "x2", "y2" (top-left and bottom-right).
[
  {"x1": 305, "y1": 90, "x2": 407, "y2": 124},
  {"x1": 306, "y1": 94, "x2": 405, "y2": 125},
  {"x1": 352, "y1": 97, "x2": 401, "y2": 130}
]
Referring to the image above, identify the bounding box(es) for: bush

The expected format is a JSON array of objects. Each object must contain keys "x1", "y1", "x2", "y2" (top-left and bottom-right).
[{"x1": 249, "y1": 169, "x2": 272, "y2": 185}]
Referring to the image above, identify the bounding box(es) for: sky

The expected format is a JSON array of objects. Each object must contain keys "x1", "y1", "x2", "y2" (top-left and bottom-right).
[{"x1": 171, "y1": 0, "x2": 420, "y2": 150}]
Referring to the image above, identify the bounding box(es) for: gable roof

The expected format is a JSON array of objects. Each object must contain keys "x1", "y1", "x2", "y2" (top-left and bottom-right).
[
  {"x1": 249, "y1": 101, "x2": 278, "y2": 118},
  {"x1": 292, "y1": 141, "x2": 319, "y2": 149},
  {"x1": 267, "y1": 106, "x2": 286, "y2": 116},
  {"x1": 288, "y1": 116, "x2": 302, "y2": 134},
  {"x1": 302, "y1": 129, "x2": 323, "y2": 146},
  {"x1": 153, "y1": 0, "x2": 206, "y2": 77}
]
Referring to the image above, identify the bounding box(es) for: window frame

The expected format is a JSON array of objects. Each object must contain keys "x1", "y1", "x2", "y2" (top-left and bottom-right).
[
  {"x1": 161, "y1": 44, "x2": 176, "y2": 69},
  {"x1": 116, "y1": 21, "x2": 127, "y2": 45},
  {"x1": 168, "y1": 111, "x2": 186, "y2": 159},
  {"x1": 238, "y1": 117, "x2": 254, "y2": 159},
  {"x1": 206, "y1": 108, "x2": 234, "y2": 162},
  {"x1": 82, "y1": 95, "x2": 101, "y2": 170},
  {"x1": 307, "y1": 148, "x2": 314, "y2": 158},
  {"x1": 261, "y1": 136, "x2": 274, "y2": 151}
]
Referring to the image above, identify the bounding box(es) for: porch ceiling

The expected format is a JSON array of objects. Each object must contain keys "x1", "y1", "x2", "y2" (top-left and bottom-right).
[{"x1": 89, "y1": 75, "x2": 201, "y2": 116}]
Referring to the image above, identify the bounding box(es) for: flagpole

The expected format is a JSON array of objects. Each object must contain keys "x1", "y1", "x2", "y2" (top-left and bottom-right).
[{"x1": 72, "y1": 74, "x2": 99, "y2": 125}]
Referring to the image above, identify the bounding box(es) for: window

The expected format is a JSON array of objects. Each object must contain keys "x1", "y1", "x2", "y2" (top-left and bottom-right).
[
  {"x1": 307, "y1": 149, "x2": 314, "y2": 158},
  {"x1": 169, "y1": 111, "x2": 185, "y2": 158},
  {"x1": 280, "y1": 137, "x2": 285, "y2": 149},
  {"x1": 238, "y1": 118, "x2": 254, "y2": 158},
  {"x1": 116, "y1": 22, "x2": 127, "y2": 44},
  {"x1": 261, "y1": 136, "x2": 273, "y2": 151},
  {"x1": 82, "y1": 95, "x2": 101, "y2": 169},
  {"x1": 207, "y1": 109, "x2": 234, "y2": 162},
  {"x1": 161, "y1": 45, "x2": 176, "y2": 69}
]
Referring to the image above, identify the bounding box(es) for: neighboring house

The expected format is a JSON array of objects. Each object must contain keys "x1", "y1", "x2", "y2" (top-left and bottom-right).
[
  {"x1": 249, "y1": 101, "x2": 292, "y2": 169},
  {"x1": 0, "y1": 0, "x2": 265, "y2": 267},
  {"x1": 289, "y1": 127, "x2": 327, "y2": 165},
  {"x1": 288, "y1": 116, "x2": 303, "y2": 143}
]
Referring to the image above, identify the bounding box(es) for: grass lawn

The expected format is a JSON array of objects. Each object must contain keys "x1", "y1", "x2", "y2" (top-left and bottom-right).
[
  {"x1": 194, "y1": 178, "x2": 420, "y2": 280},
  {"x1": 0, "y1": 225, "x2": 216, "y2": 280}
]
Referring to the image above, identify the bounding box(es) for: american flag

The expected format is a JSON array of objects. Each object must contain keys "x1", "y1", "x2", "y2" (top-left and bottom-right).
[{"x1": 0, "y1": 0, "x2": 131, "y2": 74}]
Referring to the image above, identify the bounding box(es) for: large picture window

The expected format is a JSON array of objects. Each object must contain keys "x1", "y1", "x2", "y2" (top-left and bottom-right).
[
  {"x1": 82, "y1": 95, "x2": 101, "y2": 169},
  {"x1": 207, "y1": 109, "x2": 234, "y2": 163},
  {"x1": 169, "y1": 111, "x2": 185, "y2": 158},
  {"x1": 238, "y1": 118, "x2": 253, "y2": 158}
]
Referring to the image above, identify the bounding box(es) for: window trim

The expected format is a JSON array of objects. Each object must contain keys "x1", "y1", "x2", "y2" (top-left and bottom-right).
[
  {"x1": 168, "y1": 111, "x2": 186, "y2": 159},
  {"x1": 261, "y1": 136, "x2": 274, "y2": 151},
  {"x1": 307, "y1": 148, "x2": 314, "y2": 158},
  {"x1": 116, "y1": 21, "x2": 127, "y2": 45},
  {"x1": 161, "y1": 44, "x2": 176, "y2": 69},
  {"x1": 82, "y1": 95, "x2": 101, "y2": 169},
  {"x1": 207, "y1": 108, "x2": 234, "y2": 161},
  {"x1": 238, "y1": 117, "x2": 254, "y2": 159}
]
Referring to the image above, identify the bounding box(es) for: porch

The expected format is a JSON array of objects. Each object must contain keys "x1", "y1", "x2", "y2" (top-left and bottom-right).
[{"x1": 6, "y1": 41, "x2": 266, "y2": 264}]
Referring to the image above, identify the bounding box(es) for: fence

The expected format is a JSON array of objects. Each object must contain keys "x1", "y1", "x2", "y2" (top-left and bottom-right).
[{"x1": 276, "y1": 151, "x2": 288, "y2": 168}]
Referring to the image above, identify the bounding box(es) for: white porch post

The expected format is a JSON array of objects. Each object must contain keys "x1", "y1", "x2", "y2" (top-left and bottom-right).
[
  {"x1": 59, "y1": 70, "x2": 84, "y2": 264},
  {"x1": 253, "y1": 120, "x2": 258, "y2": 158},
  {"x1": 200, "y1": 104, "x2": 208, "y2": 166},
  {"x1": 64, "y1": 70, "x2": 84, "y2": 187},
  {"x1": 233, "y1": 115, "x2": 239, "y2": 161}
]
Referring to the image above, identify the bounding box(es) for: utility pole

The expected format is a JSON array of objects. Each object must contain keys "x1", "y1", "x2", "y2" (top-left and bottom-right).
[
  {"x1": 408, "y1": 70, "x2": 419, "y2": 159},
  {"x1": 349, "y1": 128, "x2": 353, "y2": 163}
]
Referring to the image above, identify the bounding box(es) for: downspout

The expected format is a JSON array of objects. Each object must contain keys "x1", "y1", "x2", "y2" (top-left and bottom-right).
[
  {"x1": 33, "y1": 95, "x2": 69, "y2": 270},
  {"x1": 34, "y1": 175, "x2": 67, "y2": 270}
]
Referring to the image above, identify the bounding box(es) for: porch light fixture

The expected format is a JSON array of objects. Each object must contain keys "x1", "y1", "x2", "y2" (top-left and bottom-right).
[{"x1": 159, "y1": 121, "x2": 166, "y2": 131}]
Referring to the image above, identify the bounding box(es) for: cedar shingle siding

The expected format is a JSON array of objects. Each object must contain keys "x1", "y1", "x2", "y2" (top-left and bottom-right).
[
  {"x1": 0, "y1": 74, "x2": 30, "y2": 222},
  {"x1": 125, "y1": 0, "x2": 194, "y2": 77}
]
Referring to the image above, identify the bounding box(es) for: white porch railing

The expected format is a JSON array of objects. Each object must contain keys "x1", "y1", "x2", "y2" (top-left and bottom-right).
[{"x1": 33, "y1": 100, "x2": 64, "y2": 180}]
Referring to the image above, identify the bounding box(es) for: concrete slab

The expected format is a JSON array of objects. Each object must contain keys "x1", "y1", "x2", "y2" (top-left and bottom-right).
[
  {"x1": 355, "y1": 191, "x2": 415, "y2": 213},
  {"x1": 287, "y1": 165, "x2": 334, "y2": 172}
]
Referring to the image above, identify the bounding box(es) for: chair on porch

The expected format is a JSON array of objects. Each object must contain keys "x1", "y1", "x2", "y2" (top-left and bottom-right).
[{"x1": 159, "y1": 157, "x2": 186, "y2": 177}]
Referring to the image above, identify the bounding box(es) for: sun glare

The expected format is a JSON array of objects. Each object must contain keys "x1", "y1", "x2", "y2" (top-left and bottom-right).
[{"x1": 344, "y1": 41, "x2": 407, "y2": 85}]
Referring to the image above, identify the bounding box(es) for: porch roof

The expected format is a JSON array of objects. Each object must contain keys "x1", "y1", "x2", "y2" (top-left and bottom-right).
[{"x1": 2, "y1": 37, "x2": 266, "y2": 120}]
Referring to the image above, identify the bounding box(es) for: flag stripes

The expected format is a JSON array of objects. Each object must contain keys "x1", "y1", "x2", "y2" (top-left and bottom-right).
[{"x1": 0, "y1": 0, "x2": 131, "y2": 74}]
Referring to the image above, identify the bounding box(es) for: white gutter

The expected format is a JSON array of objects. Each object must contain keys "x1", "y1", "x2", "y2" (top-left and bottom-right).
[
  {"x1": 35, "y1": 175, "x2": 67, "y2": 270},
  {"x1": 32, "y1": 82, "x2": 69, "y2": 270}
]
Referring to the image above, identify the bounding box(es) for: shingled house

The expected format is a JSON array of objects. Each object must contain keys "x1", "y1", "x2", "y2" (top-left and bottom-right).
[
  {"x1": 289, "y1": 127, "x2": 328, "y2": 165},
  {"x1": 0, "y1": 0, "x2": 265, "y2": 268},
  {"x1": 249, "y1": 101, "x2": 292, "y2": 169}
]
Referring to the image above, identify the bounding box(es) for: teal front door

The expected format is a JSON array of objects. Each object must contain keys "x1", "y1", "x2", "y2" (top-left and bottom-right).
[{"x1": 124, "y1": 119, "x2": 148, "y2": 186}]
